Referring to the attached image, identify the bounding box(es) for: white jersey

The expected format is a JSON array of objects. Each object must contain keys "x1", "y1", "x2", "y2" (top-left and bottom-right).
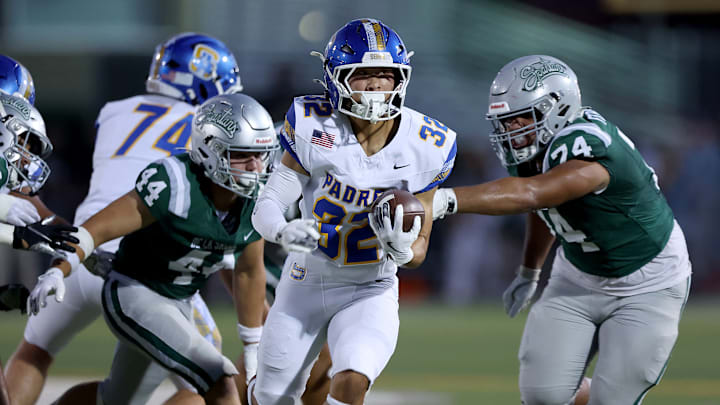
[
  {"x1": 74, "y1": 94, "x2": 196, "y2": 252},
  {"x1": 280, "y1": 95, "x2": 456, "y2": 280}
]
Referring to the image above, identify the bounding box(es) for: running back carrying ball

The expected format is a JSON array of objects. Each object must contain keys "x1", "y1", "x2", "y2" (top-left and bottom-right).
[{"x1": 370, "y1": 189, "x2": 425, "y2": 232}]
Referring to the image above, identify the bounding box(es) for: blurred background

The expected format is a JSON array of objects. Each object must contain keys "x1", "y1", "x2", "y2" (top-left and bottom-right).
[{"x1": 1, "y1": 0, "x2": 719, "y2": 404}]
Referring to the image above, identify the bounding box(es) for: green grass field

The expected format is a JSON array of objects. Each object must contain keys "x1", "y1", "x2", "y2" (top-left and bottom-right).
[{"x1": 2, "y1": 300, "x2": 719, "y2": 404}]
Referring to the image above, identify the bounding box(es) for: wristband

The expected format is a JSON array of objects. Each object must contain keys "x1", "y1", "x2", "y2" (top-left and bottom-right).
[
  {"x1": 518, "y1": 265, "x2": 541, "y2": 281},
  {"x1": 72, "y1": 226, "x2": 95, "y2": 260},
  {"x1": 445, "y1": 188, "x2": 458, "y2": 215},
  {"x1": 237, "y1": 323, "x2": 263, "y2": 344}
]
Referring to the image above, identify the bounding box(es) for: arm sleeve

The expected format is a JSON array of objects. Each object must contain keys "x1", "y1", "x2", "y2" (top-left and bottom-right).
[{"x1": 251, "y1": 163, "x2": 308, "y2": 243}]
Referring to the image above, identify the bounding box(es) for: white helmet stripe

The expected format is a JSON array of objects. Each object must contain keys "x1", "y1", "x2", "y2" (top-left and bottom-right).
[{"x1": 362, "y1": 20, "x2": 385, "y2": 51}]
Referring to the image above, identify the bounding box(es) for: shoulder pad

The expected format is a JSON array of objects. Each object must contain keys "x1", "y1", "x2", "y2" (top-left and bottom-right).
[
  {"x1": 543, "y1": 123, "x2": 612, "y2": 172},
  {"x1": 134, "y1": 156, "x2": 191, "y2": 219}
]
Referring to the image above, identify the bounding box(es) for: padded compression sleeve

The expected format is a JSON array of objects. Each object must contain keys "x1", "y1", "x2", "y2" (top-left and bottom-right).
[{"x1": 251, "y1": 163, "x2": 307, "y2": 243}]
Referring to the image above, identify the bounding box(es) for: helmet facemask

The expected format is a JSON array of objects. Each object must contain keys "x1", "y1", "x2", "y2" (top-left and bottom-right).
[
  {"x1": 199, "y1": 136, "x2": 276, "y2": 199},
  {"x1": 488, "y1": 94, "x2": 559, "y2": 167},
  {"x1": 325, "y1": 58, "x2": 411, "y2": 124},
  {"x1": 2, "y1": 123, "x2": 51, "y2": 195}
]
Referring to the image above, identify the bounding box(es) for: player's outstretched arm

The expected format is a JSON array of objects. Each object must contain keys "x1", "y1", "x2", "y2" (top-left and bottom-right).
[
  {"x1": 451, "y1": 160, "x2": 609, "y2": 216},
  {"x1": 252, "y1": 152, "x2": 319, "y2": 253},
  {"x1": 27, "y1": 190, "x2": 156, "y2": 315},
  {"x1": 233, "y1": 238, "x2": 266, "y2": 384}
]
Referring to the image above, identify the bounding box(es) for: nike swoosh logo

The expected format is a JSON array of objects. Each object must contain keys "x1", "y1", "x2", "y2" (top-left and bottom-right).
[
  {"x1": 393, "y1": 163, "x2": 410, "y2": 169},
  {"x1": 243, "y1": 230, "x2": 254, "y2": 241}
]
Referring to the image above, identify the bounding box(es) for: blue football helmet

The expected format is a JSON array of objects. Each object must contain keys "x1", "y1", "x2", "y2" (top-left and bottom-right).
[
  {"x1": 146, "y1": 33, "x2": 242, "y2": 106},
  {"x1": 311, "y1": 18, "x2": 413, "y2": 123},
  {"x1": 0, "y1": 55, "x2": 36, "y2": 105}
]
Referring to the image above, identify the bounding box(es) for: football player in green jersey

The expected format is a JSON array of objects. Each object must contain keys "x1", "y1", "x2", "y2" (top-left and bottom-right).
[
  {"x1": 27, "y1": 93, "x2": 279, "y2": 405},
  {"x1": 0, "y1": 91, "x2": 77, "y2": 405},
  {"x1": 432, "y1": 55, "x2": 691, "y2": 404}
]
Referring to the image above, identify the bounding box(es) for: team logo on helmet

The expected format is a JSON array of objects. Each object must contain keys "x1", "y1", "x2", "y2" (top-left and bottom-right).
[
  {"x1": 519, "y1": 57, "x2": 568, "y2": 92},
  {"x1": 190, "y1": 44, "x2": 220, "y2": 80},
  {"x1": 0, "y1": 93, "x2": 31, "y2": 119},
  {"x1": 197, "y1": 101, "x2": 239, "y2": 138}
]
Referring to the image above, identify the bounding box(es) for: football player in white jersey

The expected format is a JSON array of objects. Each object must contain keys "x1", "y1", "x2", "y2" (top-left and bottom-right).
[
  {"x1": 250, "y1": 18, "x2": 457, "y2": 405},
  {"x1": 4, "y1": 33, "x2": 244, "y2": 405}
]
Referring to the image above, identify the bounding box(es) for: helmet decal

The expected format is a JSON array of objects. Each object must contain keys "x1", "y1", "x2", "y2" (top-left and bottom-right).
[
  {"x1": 1, "y1": 93, "x2": 32, "y2": 120},
  {"x1": 519, "y1": 57, "x2": 569, "y2": 92},
  {"x1": 146, "y1": 33, "x2": 242, "y2": 105},
  {"x1": 197, "y1": 101, "x2": 238, "y2": 138},
  {"x1": 190, "y1": 44, "x2": 220, "y2": 81}
]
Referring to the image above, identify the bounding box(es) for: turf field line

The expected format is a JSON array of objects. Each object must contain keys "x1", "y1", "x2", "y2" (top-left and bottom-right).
[{"x1": 377, "y1": 374, "x2": 720, "y2": 396}]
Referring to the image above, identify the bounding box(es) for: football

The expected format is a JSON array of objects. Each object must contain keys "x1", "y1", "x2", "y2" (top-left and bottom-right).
[{"x1": 370, "y1": 189, "x2": 425, "y2": 232}]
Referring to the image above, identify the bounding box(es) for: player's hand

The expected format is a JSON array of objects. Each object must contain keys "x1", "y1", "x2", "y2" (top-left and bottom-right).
[
  {"x1": 277, "y1": 219, "x2": 320, "y2": 253},
  {"x1": 27, "y1": 267, "x2": 66, "y2": 315},
  {"x1": 369, "y1": 204, "x2": 421, "y2": 266},
  {"x1": 0, "y1": 194, "x2": 41, "y2": 226},
  {"x1": 432, "y1": 188, "x2": 458, "y2": 220},
  {"x1": 13, "y1": 216, "x2": 79, "y2": 258},
  {"x1": 502, "y1": 265, "x2": 541, "y2": 318}
]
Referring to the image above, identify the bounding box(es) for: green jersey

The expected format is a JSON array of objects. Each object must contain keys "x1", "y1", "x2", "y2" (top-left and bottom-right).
[
  {"x1": 114, "y1": 154, "x2": 261, "y2": 298},
  {"x1": 0, "y1": 158, "x2": 9, "y2": 190},
  {"x1": 526, "y1": 109, "x2": 674, "y2": 277}
]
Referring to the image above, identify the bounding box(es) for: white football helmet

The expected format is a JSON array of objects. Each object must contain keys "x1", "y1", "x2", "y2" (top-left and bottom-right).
[
  {"x1": 486, "y1": 55, "x2": 582, "y2": 167},
  {"x1": 190, "y1": 93, "x2": 279, "y2": 199},
  {"x1": 0, "y1": 92, "x2": 52, "y2": 194}
]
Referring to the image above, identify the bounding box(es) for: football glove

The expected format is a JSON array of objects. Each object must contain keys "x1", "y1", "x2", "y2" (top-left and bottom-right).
[
  {"x1": 502, "y1": 265, "x2": 541, "y2": 318},
  {"x1": 0, "y1": 284, "x2": 30, "y2": 314},
  {"x1": 0, "y1": 194, "x2": 41, "y2": 226},
  {"x1": 277, "y1": 219, "x2": 320, "y2": 253},
  {"x1": 27, "y1": 267, "x2": 65, "y2": 315},
  {"x1": 432, "y1": 187, "x2": 458, "y2": 220},
  {"x1": 13, "y1": 216, "x2": 79, "y2": 259},
  {"x1": 369, "y1": 204, "x2": 421, "y2": 266}
]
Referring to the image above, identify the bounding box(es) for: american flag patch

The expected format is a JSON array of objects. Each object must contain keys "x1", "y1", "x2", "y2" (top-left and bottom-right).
[{"x1": 311, "y1": 130, "x2": 335, "y2": 149}]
